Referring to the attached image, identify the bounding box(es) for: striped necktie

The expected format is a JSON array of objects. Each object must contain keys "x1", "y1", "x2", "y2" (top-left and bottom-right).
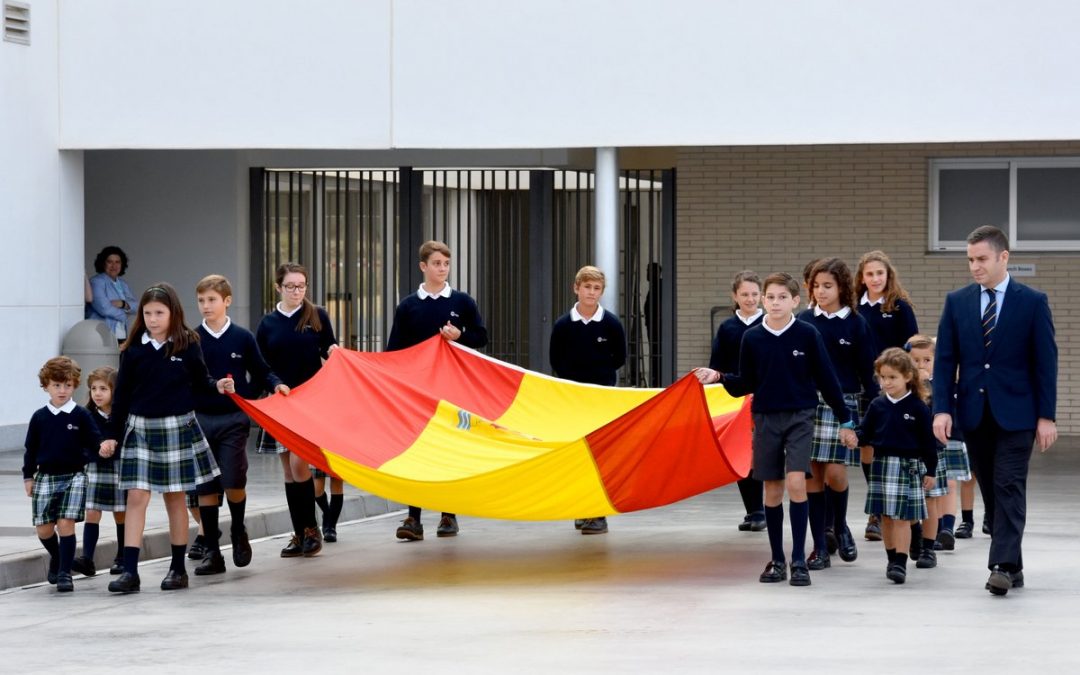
[{"x1": 982, "y1": 288, "x2": 997, "y2": 348}]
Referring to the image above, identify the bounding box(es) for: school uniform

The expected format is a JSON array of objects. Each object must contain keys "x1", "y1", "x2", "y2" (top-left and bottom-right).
[
  {"x1": 857, "y1": 392, "x2": 938, "y2": 522},
  {"x1": 110, "y1": 334, "x2": 221, "y2": 494},
  {"x1": 196, "y1": 317, "x2": 283, "y2": 490},
  {"x1": 932, "y1": 274, "x2": 1057, "y2": 580},
  {"x1": 550, "y1": 303, "x2": 627, "y2": 386},
  {"x1": 85, "y1": 408, "x2": 125, "y2": 512},
  {"x1": 23, "y1": 401, "x2": 101, "y2": 525},
  {"x1": 926, "y1": 382, "x2": 971, "y2": 484},
  {"x1": 859, "y1": 293, "x2": 918, "y2": 355},
  {"x1": 798, "y1": 306, "x2": 878, "y2": 466},
  {"x1": 709, "y1": 309, "x2": 765, "y2": 526},
  {"x1": 255, "y1": 304, "x2": 337, "y2": 454}
]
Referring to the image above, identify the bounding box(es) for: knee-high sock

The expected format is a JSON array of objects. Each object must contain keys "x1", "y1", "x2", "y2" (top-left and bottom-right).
[
  {"x1": 807, "y1": 491, "x2": 826, "y2": 554},
  {"x1": 764, "y1": 505, "x2": 785, "y2": 563},
  {"x1": 200, "y1": 504, "x2": 220, "y2": 553},
  {"x1": 170, "y1": 544, "x2": 186, "y2": 574},
  {"x1": 831, "y1": 487, "x2": 850, "y2": 532},
  {"x1": 736, "y1": 477, "x2": 763, "y2": 516},
  {"x1": 114, "y1": 522, "x2": 126, "y2": 556},
  {"x1": 284, "y1": 482, "x2": 303, "y2": 538},
  {"x1": 315, "y1": 492, "x2": 329, "y2": 516},
  {"x1": 823, "y1": 485, "x2": 834, "y2": 531},
  {"x1": 296, "y1": 478, "x2": 318, "y2": 530},
  {"x1": 83, "y1": 522, "x2": 100, "y2": 559},
  {"x1": 59, "y1": 534, "x2": 77, "y2": 574},
  {"x1": 40, "y1": 534, "x2": 60, "y2": 574},
  {"x1": 326, "y1": 493, "x2": 344, "y2": 529},
  {"x1": 789, "y1": 500, "x2": 809, "y2": 564},
  {"x1": 227, "y1": 497, "x2": 247, "y2": 535}
]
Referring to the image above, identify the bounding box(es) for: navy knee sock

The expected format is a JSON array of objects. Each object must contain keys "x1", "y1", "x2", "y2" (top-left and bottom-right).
[
  {"x1": 297, "y1": 478, "x2": 318, "y2": 530},
  {"x1": 40, "y1": 534, "x2": 60, "y2": 574},
  {"x1": 114, "y1": 522, "x2": 125, "y2": 557},
  {"x1": 284, "y1": 482, "x2": 303, "y2": 538},
  {"x1": 59, "y1": 534, "x2": 76, "y2": 574},
  {"x1": 789, "y1": 500, "x2": 809, "y2": 563},
  {"x1": 83, "y1": 522, "x2": 100, "y2": 559},
  {"x1": 764, "y1": 505, "x2": 785, "y2": 563},
  {"x1": 200, "y1": 504, "x2": 220, "y2": 553},
  {"x1": 326, "y1": 493, "x2": 344, "y2": 529},
  {"x1": 123, "y1": 546, "x2": 140, "y2": 574},
  {"x1": 942, "y1": 514, "x2": 956, "y2": 533},
  {"x1": 831, "y1": 487, "x2": 850, "y2": 533},
  {"x1": 807, "y1": 491, "x2": 826, "y2": 554},
  {"x1": 228, "y1": 497, "x2": 247, "y2": 535}
]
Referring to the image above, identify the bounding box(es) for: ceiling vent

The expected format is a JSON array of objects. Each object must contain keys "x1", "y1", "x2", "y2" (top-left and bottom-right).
[{"x1": 3, "y1": 2, "x2": 29, "y2": 46}]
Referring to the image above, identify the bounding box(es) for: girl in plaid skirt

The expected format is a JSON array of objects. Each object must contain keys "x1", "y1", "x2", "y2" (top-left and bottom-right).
[
  {"x1": 101, "y1": 283, "x2": 236, "y2": 594},
  {"x1": 72, "y1": 366, "x2": 127, "y2": 578},
  {"x1": 850, "y1": 348, "x2": 938, "y2": 585}
]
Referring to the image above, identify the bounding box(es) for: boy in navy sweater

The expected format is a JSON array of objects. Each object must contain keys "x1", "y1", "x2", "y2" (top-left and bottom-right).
[
  {"x1": 550, "y1": 265, "x2": 627, "y2": 534},
  {"x1": 24, "y1": 356, "x2": 110, "y2": 592},
  {"x1": 695, "y1": 272, "x2": 855, "y2": 587},
  {"x1": 388, "y1": 240, "x2": 488, "y2": 541},
  {"x1": 192, "y1": 274, "x2": 288, "y2": 575}
]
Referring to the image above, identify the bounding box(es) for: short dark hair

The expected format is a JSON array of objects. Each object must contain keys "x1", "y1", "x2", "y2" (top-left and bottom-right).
[
  {"x1": 967, "y1": 225, "x2": 1009, "y2": 253},
  {"x1": 762, "y1": 272, "x2": 800, "y2": 298},
  {"x1": 93, "y1": 246, "x2": 130, "y2": 275},
  {"x1": 809, "y1": 258, "x2": 855, "y2": 310}
]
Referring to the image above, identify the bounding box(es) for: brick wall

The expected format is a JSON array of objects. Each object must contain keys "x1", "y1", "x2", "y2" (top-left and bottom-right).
[{"x1": 677, "y1": 141, "x2": 1080, "y2": 433}]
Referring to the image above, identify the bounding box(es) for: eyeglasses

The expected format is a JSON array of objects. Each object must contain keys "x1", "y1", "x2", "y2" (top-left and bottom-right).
[{"x1": 282, "y1": 284, "x2": 307, "y2": 293}]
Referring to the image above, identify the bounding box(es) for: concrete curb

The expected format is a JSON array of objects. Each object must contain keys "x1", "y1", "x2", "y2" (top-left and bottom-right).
[{"x1": 0, "y1": 494, "x2": 404, "y2": 591}]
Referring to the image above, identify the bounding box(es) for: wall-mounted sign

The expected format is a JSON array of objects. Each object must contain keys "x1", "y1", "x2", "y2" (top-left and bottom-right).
[{"x1": 1007, "y1": 263, "x2": 1036, "y2": 277}]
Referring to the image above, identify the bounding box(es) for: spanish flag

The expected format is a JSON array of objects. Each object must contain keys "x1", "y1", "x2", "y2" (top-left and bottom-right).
[{"x1": 232, "y1": 336, "x2": 752, "y2": 520}]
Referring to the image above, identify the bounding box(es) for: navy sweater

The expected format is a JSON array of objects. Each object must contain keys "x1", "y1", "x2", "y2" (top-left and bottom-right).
[
  {"x1": 797, "y1": 309, "x2": 879, "y2": 406},
  {"x1": 196, "y1": 322, "x2": 283, "y2": 414},
  {"x1": 860, "y1": 297, "x2": 918, "y2": 354},
  {"x1": 549, "y1": 310, "x2": 627, "y2": 386},
  {"x1": 110, "y1": 338, "x2": 218, "y2": 440},
  {"x1": 23, "y1": 405, "x2": 102, "y2": 479},
  {"x1": 856, "y1": 393, "x2": 938, "y2": 477},
  {"x1": 386, "y1": 291, "x2": 488, "y2": 351},
  {"x1": 721, "y1": 318, "x2": 850, "y2": 422},
  {"x1": 256, "y1": 306, "x2": 338, "y2": 388},
  {"x1": 709, "y1": 312, "x2": 763, "y2": 373},
  {"x1": 87, "y1": 408, "x2": 117, "y2": 466}
]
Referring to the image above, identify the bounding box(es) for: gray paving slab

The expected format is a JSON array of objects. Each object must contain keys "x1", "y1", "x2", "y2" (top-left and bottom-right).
[{"x1": 2, "y1": 439, "x2": 1078, "y2": 673}]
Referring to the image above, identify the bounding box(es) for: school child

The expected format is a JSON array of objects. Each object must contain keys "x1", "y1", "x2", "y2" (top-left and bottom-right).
[
  {"x1": 798, "y1": 258, "x2": 878, "y2": 569},
  {"x1": 103, "y1": 283, "x2": 235, "y2": 594},
  {"x1": 850, "y1": 348, "x2": 937, "y2": 584},
  {"x1": 906, "y1": 334, "x2": 972, "y2": 555},
  {"x1": 550, "y1": 265, "x2": 627, "y2": 535},
  {"x1": 313, "y1": 468, "x2": 345, "y2": 542},
  {"x1": 388, "y1": 240, "x2": 488, "y2": 541},
  {"x1": 709, "y1": 270, "x2": 766, "y2": 532},
  {"x1": 24, "y1": 356, "x2": 110, "y2": 592},
  {"x1": 194, "y1": 274, "x2": 289, "y2": 573},
  {"x1": 256, "y1": 263, "x2": 338, "y2": 558},
  {"x1": 855, "y1": 250, "x2": 919, "y2": 542},
  {"x1": 695, "y1": 272, "x2": 856, "y2": 587},
  {"x1": 71, "y1": 366, "x2": 126, "y2": 577}
]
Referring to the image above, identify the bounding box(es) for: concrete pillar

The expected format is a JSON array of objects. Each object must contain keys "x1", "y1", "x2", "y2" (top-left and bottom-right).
[{"x1": 593, "y1": 147, "x2": 618, "y2": 311}]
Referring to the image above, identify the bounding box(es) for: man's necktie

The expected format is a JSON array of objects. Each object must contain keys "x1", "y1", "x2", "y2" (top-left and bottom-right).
[{"x1": 982, "y1": 288, "x2": 997, "y2": 349}]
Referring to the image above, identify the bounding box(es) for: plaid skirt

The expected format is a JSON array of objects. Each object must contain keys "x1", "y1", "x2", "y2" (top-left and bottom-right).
[
  {"x1": 256, "y1": 427, "x2": 288, "y2": 455},
  {"x1": 311, "y1": 465, "x2": 340, "y2": 480},
  {"x1": 119, "y1": 412, "x2": 220, "y2": 493},
  {"x1": 942, "y1": 440, "x2": 972, "y2": 481},
  {"x1": 85, "y1": 461, "x2": 126, "y2": 512},
  {"x1": 811, "y1": 393, "x2": 862, "y2": 466},
  {"x1": 865, "y1": 456, "x2": 928, "y2": 522},
  {"x1": 31, "y1": 471, "x2": 87, "y2": 525}
]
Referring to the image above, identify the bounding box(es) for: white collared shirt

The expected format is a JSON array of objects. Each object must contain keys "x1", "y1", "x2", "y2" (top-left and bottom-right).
[
  {"x1": 735, "y1": 308, "x2": 763, "y2": 326},
  {"x1": 762, "y1": 313, "x2": 796, "y2": 337},
  {"x1": 886, "y1": 391, "x2": 912, "y2": 404},
  {"x1": 201, "y1": 317, "x2": 232, "y2": 339},
  {"x1": 813, "y1": 305, "x2": 851, "y2": 320},
  {"x1": 860, "y1": 292, "x2": 884, "y2": 307},
  {"x1": 141, "y1": 332, "x2": 169, "y2": 350},
  {"x1": 46, "y1": 399, "x2": 77, "y2": 415},
  {"x1": 570, "y1": 302, "x2": 606, "y2": 324},
  {"x1": 418, "y1": 283, "x2": 453, "y2": 300},
  {"x1": 980, "y1": 273, "x2": 1010, "y2": 318},
  {"x1": 276, "y1": 302, "x2": 301, "y2": 318}
]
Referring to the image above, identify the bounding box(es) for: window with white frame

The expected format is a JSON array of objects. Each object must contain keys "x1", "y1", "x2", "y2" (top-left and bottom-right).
[{"x1": 930, "y1": 158, "x2": 1080, "y2": 251}]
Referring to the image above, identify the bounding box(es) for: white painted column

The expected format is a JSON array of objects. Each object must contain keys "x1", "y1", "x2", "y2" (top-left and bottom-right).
[{"x1": 593, "y1": 147, "x2": 619, "y2": 311}]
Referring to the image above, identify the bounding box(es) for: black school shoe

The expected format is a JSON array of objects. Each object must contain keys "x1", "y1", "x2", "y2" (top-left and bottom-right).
[
  {"x1": 982, "y1": 515, "x2": 992, "y2": 535},
  {"x1": 160, "y1": 569, "x2": 189, "y2": 590},
  {"x1": 955, "y1": 521, "x2": 974, "y2": 539},
  {"x1": 187, "y1": 535, "x2": 207, "y2": 561},
  {"x1": 322, "y1": 526, "x2": 338, "y2": 543},
  {"x1": 789, "y1": 561, "x2": 811, "y2": 587},
  {"x1": 886, "y1": 562, "x2": 907, "y2": 584},
  {"x1": 55, "y1": 572, "x2": 74, "y2": 593},
  {"x1": 935, "y1": 529, "x2": 956, "y2": 551},
  {"x1": 395, "y1": 517, "x2": 424, "y2": 541},
  {"x1": 195, "y1": 550, "x2": 226, "y2": 576},
  {"x1": 579, "y1": 517, "x2": 608, "y2": 535},
  {"x1": 302, "y1": 527, "x2": 323, "y2": 557},
  {"x1": 71, "y1": 555, "x2": 96, "y2": 577},
  {"x1": 986, "y1": 567, "x2": 1023, "y2": 595},
  {"x1": 864, "y1": 515, "x2": 883, "y2": 542},
  {"x1": 807, "y1": 550, "x2": 831, "y2": 571},
  {"x1": 437, "y1": 514, "x2": 460, "y2": 537},
  {"x1": 110, "y1": 557, "x2": 124, "y2": 575},
  {"x1": 280, "y1": 535, "x2": 304, "y2": 558},
  {"x1": 108, "y1": 571, "x2": 141, "y2": 593},
  {"x1": 232, "y1": 529, "x2": 252, "y2": 568},
  {"x1": 916, "y1": 548, "x2": 937, "y2": 569},
  {"x1": 574, "y1": 519, "x2": 586, "y2": 530},
  {"x1": 759, "y1": 560, "x2": 787, "y2": 583},
  {"x1": 824, "y1": 527, "x2": 839, "y2": 555},
  {"x1": 837, "y1": 525, "x2": 858, "y2": 562}
]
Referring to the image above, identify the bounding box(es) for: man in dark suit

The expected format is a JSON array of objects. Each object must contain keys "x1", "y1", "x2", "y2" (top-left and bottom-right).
[{"x1": 932, "y1": 225, "x2": 1058, "y2": 596}]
